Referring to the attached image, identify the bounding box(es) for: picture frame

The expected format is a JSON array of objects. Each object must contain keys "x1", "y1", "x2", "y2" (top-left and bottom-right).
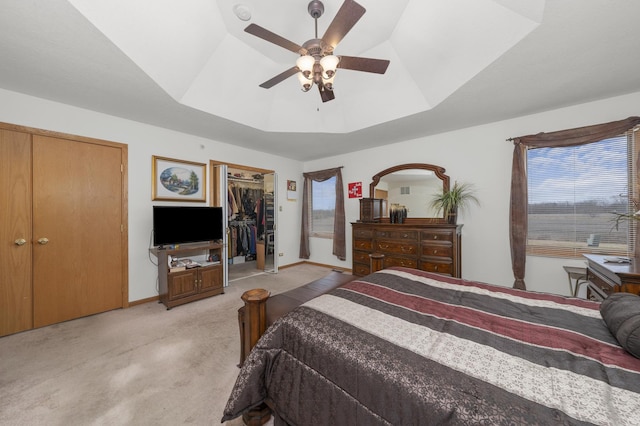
[
  {"x1": 152, "y1": 156, "x2": 206, "y2": 202},
  {"x1": 287, "y1": 180, "x2": 297, "y2": 200}
]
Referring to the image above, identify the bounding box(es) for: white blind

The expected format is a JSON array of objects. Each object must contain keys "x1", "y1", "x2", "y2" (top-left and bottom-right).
[
  {"x1": 311, "y1": 177, "x2": 336, "y2": 234},
  {"x1": 526, "y1": 131, "x2": 637, "y2": 257}
]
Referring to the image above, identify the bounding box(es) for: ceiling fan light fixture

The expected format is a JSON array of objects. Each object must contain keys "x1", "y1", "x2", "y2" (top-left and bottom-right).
[
  {"x1": 320, "y1": 55, "x2": 339, "y2": 79},
  {"x1": 297, "y1": 72, "x2": 312, "y2": 91},
  {"x1": 322, "y1": 75, "x2": 335, "y2": 91},
  {"x1": 296, "y1": 55, "x2": 315, "y2": 78}
]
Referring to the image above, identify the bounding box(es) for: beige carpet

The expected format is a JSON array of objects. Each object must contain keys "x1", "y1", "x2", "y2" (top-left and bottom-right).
[{"x1": 0, "y1": 263, "x2": 337, "y2": 426}]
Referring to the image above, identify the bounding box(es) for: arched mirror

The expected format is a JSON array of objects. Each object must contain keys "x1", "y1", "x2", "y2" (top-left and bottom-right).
[{"x1": 369, "y1": 163, "x2": 450, "y2": 222}]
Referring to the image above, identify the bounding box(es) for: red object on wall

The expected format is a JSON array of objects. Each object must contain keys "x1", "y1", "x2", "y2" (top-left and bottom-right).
[{"x1": 348, "y1": 182, "x2": 362, "y2": 198}]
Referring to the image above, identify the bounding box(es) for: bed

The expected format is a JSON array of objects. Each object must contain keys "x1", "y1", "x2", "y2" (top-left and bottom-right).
[{"x1": 223, "y1": 267, "x2": 640, "y2": 425}]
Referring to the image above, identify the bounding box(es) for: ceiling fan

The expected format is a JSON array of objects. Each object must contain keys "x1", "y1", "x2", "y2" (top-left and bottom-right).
[{"x1": 244, "y1": 0, "x2": 390, "y2": 102}]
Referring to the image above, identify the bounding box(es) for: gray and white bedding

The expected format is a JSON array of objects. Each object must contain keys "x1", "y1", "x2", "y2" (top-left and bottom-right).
[{"x1": 223, "y1": 267, "x2": 640, "y2": 425}]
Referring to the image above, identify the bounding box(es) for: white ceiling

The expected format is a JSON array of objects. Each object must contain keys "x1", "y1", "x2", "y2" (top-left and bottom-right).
[{"x1": 1, "y1": 0, "x2": 639, "y2": 161}]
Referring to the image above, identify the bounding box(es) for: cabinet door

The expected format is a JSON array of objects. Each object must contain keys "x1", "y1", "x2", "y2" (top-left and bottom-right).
[
  {"x1": 32, "y1": 136, "x2": 124, "y2": 327},
  {"x1": 168, "y1": 270, "x2": 198, "y2": 301},
  {"x1": 199, "y1": 266, "x2": 222, "y2": 294},
  {"x1": 0, "y1": 129, "x2": 33, "y2": 336}
]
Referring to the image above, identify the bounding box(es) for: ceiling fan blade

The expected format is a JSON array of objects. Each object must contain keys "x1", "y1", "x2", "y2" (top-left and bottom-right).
[
  {"x1": 259, "y1": 66, "x2": 299, "y2": 89},
  {"x1": 322, "y1": 0, "x2": 366, "y2": 48},
  {"x1": 318, "y1": 85, "x2": 335, "y2": 103},
  {"x1": 338, "y1": 56, "x2": 390, "y2": 74},
  {"x1": 245, "y1": 23, "x2": 306, "y2": 55}
]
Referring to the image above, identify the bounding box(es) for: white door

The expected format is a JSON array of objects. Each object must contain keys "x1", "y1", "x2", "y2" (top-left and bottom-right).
[
  {"x1": 214, "y1": 164, "x2": 229, "y2": 287},
  {"x1": 264, "y1": 172, "x2": 278, "y2": 273}
]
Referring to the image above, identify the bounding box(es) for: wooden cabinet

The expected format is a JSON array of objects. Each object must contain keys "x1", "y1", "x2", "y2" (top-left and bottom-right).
[
  {"x1": 151, "y1": 242, "x2": 224, "y2": 309},
  {"x1": 352, "y1": 222, "x2": 462, "y2": 277},
  {"x1": 584, "y1": 254, "x2": 640, "y2": 301}
]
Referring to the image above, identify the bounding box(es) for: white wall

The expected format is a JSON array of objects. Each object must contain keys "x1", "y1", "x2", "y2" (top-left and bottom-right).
[
  {"x1": 0, "y1": 88, "x2": 304, "y2": 302},
  {"x1": 3, "y1": 87, "x2": 639, "y2": 299},
  {"x1": 304, "y1": 91, "x2": 640, "y2": 295}
]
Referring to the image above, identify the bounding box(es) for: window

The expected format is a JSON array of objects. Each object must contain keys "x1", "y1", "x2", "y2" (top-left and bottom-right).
[
  {"x1": 527, "y1": 130, "x2": 638, "y2": 257},
  {"x1": 311, "y1": 176, "x2": 336, "y2": 237}
]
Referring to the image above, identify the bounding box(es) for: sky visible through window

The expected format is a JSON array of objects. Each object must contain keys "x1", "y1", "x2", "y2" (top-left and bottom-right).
[{"x1": 528, "y1": 136, "x2": 628, "y2": 205}]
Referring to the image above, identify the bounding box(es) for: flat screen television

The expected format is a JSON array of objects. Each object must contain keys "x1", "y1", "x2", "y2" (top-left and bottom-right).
[{"x1": 153, "y1": 206, "x2": 223, "y2": 247}]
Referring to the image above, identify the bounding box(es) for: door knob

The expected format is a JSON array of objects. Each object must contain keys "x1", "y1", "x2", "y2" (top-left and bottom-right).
[
  {"x1": 14, "y1": 238, "x2": 27, "y2": 246},
  {"x1": 37, "y1": 237, "x2": 49, "y2": 245}
]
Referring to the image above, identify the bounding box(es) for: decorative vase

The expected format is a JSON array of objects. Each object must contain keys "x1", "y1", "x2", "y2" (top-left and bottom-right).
[{"x1": 447, "y1": 208, "x2": 457, "y2": 224}]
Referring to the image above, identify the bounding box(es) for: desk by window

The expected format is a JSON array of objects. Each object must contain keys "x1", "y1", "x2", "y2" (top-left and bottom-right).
[{"x1": 583, "y1": 254, "x2": 640, "y2": 300}]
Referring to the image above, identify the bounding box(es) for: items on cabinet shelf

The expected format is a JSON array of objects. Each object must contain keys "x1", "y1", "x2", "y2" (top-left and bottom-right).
[{"x1": 150, "y1": 242, "x2": 225, "y2": 309}]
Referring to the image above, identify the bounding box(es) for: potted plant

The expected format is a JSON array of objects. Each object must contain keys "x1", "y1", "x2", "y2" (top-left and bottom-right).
[
  {"x1": 430, "y1": 181, "x2": 480, "y2": 224},
  {"x1": 611, "y1": 198, "x2": 640, "y2": 230}
]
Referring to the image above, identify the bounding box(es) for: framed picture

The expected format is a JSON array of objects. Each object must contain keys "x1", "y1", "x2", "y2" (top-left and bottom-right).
[
  {"x1": 152, "y1": 156, "x2": 206, "y2": 202},
  {"x1": 287, "y1": 180, "x2": 297, "y2": 200}
]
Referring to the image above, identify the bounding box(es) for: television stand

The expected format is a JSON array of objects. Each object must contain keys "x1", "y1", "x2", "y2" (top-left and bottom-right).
[{"x1": 150, "y1": 242, "x2": 225, "y2": 309}]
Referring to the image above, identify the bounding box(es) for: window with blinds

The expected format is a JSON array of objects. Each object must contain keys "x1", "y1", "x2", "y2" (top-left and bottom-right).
[
  {"x1": 526, "y1": 129, "x2": 638, "y2": 258},
  {"x1": 311, "y1": 176, "x2": 336, "y2": 238}
]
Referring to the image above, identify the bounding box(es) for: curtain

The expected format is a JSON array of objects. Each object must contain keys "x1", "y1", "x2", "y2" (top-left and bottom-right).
[
  {"x1": 299, "y1": 167, "x2": 346, "y2": 260},
  {"x1": 509, "y1": 116, "x2": 640, "y2": 290}
]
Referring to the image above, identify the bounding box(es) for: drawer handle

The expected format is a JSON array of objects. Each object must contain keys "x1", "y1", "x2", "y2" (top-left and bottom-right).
[
  {"x1": 379, "y1": 243, "x2": 389, "y2": 249},
  {"x1": 403, "y1": 233, "x2": 409, "y2": 238},
  {"x1": 401, "y1": 246, "x2": 412, "y2": 252},
  {"x1": 433, "y1": 235, "x2": 438, "y2": 240},
  {"x1": 433, "y1": 249, "x2": 438, "y2": 254},
  {"x1": 434, "y1": 265, "x2": 439, "y2": 271}
]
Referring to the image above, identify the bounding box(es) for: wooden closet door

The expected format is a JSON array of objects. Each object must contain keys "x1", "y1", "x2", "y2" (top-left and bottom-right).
[
  {"x1": 0, "y1": 129, "x2": 33, "y2": 336},
  {"x1": 32, "y1": 135, "x2": 124, "y2": 327}
]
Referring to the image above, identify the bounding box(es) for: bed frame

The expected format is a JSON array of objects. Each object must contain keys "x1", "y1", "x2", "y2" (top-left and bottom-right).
[
  {"x1": 236, "y1": 271, "x2": 357, "y2": 425},
  {"x1": 237, "y1": 270, "x2": 358, "y2": 367}
]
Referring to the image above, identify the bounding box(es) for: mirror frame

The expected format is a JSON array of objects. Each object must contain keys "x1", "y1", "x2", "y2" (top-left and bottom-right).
[{"x1": 369, "y1": 163, "x2": 450, "y2": 223}]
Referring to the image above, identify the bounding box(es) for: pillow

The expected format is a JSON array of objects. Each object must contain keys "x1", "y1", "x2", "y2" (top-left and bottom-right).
[{"x1": 600, "y1": 292, "x2": 640, "y2": 359}]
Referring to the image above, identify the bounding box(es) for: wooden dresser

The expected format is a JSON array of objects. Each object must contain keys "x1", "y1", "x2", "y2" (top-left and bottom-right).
[
  {"x1": 584, "y1": 254, "x2": 640, "y2": 300},
  {"x1": 352, "y1": 222, "x2": 462, "y2": 277}
]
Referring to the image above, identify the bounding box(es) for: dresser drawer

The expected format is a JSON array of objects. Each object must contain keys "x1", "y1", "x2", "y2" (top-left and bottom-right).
[
  {"x1": 586, "y1": 269, "x2": 614, "y2": 297},
  {"x1": 375, "y1": 240, "x2": 418, "y2": 256},
  {"x1": 353, "y1": 263, "x2": 370, "y2": 276},
  {"x1": 353, "y1": 250, "x2": 371, "y2": 265},
  {"x1": 375, "y1": 230, "x2": 418, "y2": 240},
  {"x1": 353, "y1": 239, "x2": 374, "y2": 251},
  {"x1": 419, "y1": 260, "x2": 453, "y2": 276},
  {"x1": 384, "y1": 256, "x2": 418, "y2": 269},
  {"x1": 421, "y1": 244, "x2": 453, "y2": 258},
  {"x1": 421, "y1": 230, "x2": 454, "y2": 243},
  {"x1": 353, "y1": 228, "x2": 374, "y2": 239}
]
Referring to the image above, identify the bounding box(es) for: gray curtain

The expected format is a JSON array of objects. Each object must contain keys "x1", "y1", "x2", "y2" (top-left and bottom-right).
[
  {"x1": 509, "y1": 116, "x2": 640, "y2": 290},
  {"x1": 299, "y1": 167, "x2": 346, "y2": 260}
]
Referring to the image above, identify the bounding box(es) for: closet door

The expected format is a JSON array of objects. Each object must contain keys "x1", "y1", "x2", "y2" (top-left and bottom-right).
[
  {"x1": 0, "y1": 129, "x2": 33, "y2": 336},
  {"x1": 32, "y1": 136, "x2": 124, "y2": 327}
]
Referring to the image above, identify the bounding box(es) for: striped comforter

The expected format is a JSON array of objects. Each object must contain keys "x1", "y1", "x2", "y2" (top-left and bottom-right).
[{"x1": 222, "y1": 267, "x2": 640, "y2": 425}]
